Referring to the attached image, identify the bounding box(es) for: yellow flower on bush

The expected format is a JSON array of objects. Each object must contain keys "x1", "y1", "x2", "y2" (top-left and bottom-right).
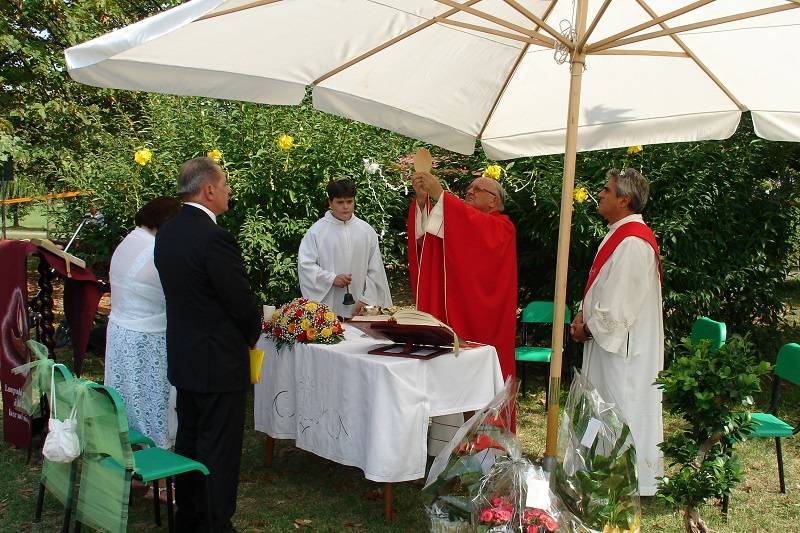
[
  {"x1": 324, "y1": 311, "x2": 335, "y2": 321},
  {"x1": 321, "y1": 327, "x2": 332, "y2": 338},
  {"x1": 483, "y1": 164, "x2": 502, "y2": 180},
  {"x1": 627, "y1": 145, "x2": 643, "y2": 155},
  {"x1": 272, "y1": 310, "x2": 281, "y2": 321},
  {"x1": 307, "y1": 328, "x2": 317, "y2": 341},
  {"x1": 300, "y1": 318, "x2": 311, "y2": 331},
  {"x1": 276, "y1": 134, "x2": 294, "y2": 151},
  {"x1": 304, "y1": 302, "x2": 319, "y2": 312},
  {"x1": 574, "y1": 187, "x2": 589, "y2": 204},
  {"x1": 207, "y1": 148, "x2": 223, "y2": 162},
  {"x1": 134, "y1": 148, "x2": 152, "y2": 166}
]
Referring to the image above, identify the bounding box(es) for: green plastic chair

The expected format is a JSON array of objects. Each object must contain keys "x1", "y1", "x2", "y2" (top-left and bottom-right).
[
  {"x1": 750, "y1": 343, "x2": 800, "y2": 494},
  {"x1": 72, "y1": 382, "x2": 210, "y2": 533},
  {"x1": 515, "y1": 301, "x2": 571, "y2": 392},
  {"x1": 690, "y1": 316, "x2": 727, "y2": 349},
  {"x1": 34, "y1": 362, "x2": 79, "y2": 533}
]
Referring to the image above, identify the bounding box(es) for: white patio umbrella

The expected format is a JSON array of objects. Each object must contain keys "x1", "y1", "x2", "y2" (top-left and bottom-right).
[{"x1": 65, "y1": 0, "x2": 800, "y2": 466}]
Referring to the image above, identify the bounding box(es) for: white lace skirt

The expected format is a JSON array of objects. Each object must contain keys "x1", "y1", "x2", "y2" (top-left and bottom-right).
[{"x1": 104, "y1": 321, "x2": 175, "y2": 448}]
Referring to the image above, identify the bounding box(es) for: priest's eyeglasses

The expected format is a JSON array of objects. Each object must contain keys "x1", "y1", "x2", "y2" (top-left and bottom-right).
[{"x1": 467, "y1": 184, "x2": 497, "y2": 197}]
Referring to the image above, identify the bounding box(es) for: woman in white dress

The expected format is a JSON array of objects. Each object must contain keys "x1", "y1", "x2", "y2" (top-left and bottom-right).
[{"x1": 104, "y1": 197, "x2": 180, "y2": 449}]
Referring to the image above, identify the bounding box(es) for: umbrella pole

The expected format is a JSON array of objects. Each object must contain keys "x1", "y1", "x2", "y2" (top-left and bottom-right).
[{"x1": 543, "y1": 0, "x2": 588, "y2": 472}]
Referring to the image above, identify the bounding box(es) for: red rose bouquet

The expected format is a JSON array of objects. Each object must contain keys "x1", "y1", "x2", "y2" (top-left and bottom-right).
[{"x1": 263, "y1": 298, "x2": 344, "y2": 349}]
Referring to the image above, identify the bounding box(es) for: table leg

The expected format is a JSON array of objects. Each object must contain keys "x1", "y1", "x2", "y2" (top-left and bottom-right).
[
  {"x1": 383, "y1": 482, "x2": 393, "y2": 520},
  {"x1": 264, "y1": 435, "x2": 274, "y2": 467}
]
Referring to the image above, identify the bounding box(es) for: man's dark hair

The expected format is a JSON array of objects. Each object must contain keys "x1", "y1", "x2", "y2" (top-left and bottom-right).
[
  {"x1": 134, "y1": 196, "x2": 181, "y2": 229},
  {"x1": 327, "y1": 178, "x2": 356, "y2": 200},
  {"x1": 178, "y1": 157, "x2": 221, "y2": 200}
]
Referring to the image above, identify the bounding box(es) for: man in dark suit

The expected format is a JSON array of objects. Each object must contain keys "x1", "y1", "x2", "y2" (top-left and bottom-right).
[{"x1": 154, "y1": 157, "x2": 261, "y2": 532}]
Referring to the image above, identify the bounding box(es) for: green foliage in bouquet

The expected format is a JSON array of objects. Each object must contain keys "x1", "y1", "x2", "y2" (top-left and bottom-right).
[
  {"x1": 553, "y1": 390, "x2": 640, "y2": 533},
  {"x1": 423, "y1": 453, "x2": 487, "y2": 521},
  {"x1": 655, "y1": 335, "x2": 772, "y2": 533}
]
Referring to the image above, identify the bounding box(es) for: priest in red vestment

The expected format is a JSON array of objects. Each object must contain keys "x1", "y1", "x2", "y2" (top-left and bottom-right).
[{"x1": 407, "y1": 170, "x2": 518, "y2": 390}]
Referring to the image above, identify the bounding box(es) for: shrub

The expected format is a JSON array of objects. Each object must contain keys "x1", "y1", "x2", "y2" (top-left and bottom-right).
[{"x1": 655, "y1": 335, "x2": 772, "y2": 532}]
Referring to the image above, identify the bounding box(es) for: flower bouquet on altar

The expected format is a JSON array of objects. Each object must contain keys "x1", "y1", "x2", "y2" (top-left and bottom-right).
[
  {"x1": 422, "y1": 377, "x2": 517, "y2": 532},
  {"x1": 263, "y1": 298, "x2": 344, "y2": 349},
  {"x1": 552, "y1": 371, "x2": 641, "y2": 533}
]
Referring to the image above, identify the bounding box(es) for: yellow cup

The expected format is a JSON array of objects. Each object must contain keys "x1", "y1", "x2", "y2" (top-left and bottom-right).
[{"x1": 249, "y1": 348, "x2": 265, "y2": 384}]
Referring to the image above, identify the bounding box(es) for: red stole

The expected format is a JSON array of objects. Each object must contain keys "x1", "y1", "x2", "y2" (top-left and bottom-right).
[
  {"x1": 584, "y1": 221, "x2": 662, "y2": 299},
  {"x1": 407, "y1": 194, "x2": 518, "y2": 385}
]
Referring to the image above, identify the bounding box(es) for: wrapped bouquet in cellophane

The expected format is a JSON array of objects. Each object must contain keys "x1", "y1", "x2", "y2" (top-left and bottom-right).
[
  {"x1": 423, "y1": 377, "x2": 517, "y2": 532},
  {"x1": 552, "y1": 370, "x2": 641, "y2": 533},
  {"x1": 473, "y1": 453, "x2": 564, "y2": 533}
]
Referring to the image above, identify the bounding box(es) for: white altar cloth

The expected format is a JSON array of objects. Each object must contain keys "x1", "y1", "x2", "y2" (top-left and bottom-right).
[{"x1": 254, "y1": 325, "x2": 504, "y2": 482}]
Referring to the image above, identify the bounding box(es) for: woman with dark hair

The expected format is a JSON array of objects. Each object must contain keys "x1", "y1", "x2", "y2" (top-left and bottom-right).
[{"x1": 104, "y1": 196, "x2": 180, "y2": 449}]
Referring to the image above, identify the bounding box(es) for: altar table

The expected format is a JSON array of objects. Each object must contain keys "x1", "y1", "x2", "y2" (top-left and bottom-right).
[{"x1": 254, "y1": 324, "x2": 504, "y2": 486}]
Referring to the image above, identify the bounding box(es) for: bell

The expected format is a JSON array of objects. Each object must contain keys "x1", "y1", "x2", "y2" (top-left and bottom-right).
[{"x1": 342, "y1": 285, "x2": 356, "y2": 306}]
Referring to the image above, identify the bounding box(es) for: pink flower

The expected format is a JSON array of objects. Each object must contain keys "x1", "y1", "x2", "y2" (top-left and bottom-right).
[
  {"x1": 542, "y1": 515, "x2": 558, "y2": 531},
  {"x1": 491, "y1": 496, "x2": 505, "y2": 507},
  {"x1": 479, "y1": 508, "x2": 495, "y2": 524},
  {"x1": 494, "y1": 508, "x2": 512, "y2": 523},
  {"x1": 527, "y1": 526, "x2": 539, "y2": 533}
]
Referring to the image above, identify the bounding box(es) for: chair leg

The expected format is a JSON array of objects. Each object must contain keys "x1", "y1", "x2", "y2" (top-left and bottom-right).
[
  {"x1": 35, "y1": 481, "x2": 46, "y2": 521},
  {"x1": 204, "y1": 475, "x2": 213, "y2": 532},
  {"x1": 522, "y1": 363, "x2": 528, "y2": 394},
  {"x1": 152, "y1": 478, "x2": 161, "y2": 526},
  {"x1": 166, "y1": 476, "x2": 175, "y2": 533},
  {"x1": 776, "y1": 438, "x2": 786, "y2": 494},
  {"x1": 62, "y1": 461, "x2": 78, "y2": 533}
]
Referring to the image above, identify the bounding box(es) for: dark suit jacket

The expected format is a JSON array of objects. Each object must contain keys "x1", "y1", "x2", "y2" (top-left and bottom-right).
[{"x1": 154, "y1": 205, "x2": 261, "y2": 393}]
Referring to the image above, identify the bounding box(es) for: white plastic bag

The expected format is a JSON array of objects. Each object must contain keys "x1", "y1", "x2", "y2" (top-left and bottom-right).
[{"x1": 42, "y1": 364, "x2": 80, "y2": 463}]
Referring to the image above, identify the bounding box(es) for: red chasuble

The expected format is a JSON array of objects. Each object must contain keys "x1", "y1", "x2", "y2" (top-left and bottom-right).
[{"x1": 407, "y1": 193, "x2": 518, "y2": 385}]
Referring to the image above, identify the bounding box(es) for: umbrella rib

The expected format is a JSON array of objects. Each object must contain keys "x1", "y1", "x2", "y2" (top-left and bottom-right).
[
  {"x1": 577, "y1": 0, "x2": 613, "y2": 52},
  {"x1": 477, "y1": 0, "x2": 559, "y2": 141},
  {"x1": 588, "y1": 0, "x2": 715, "y2": 52},
  {"x1": 438, "y1": 18, "x2": 555, "y2": 47},
  {"x1": 313, "y1": 0, "x2": 484, "y2": 85},
  {"x1": 499, "y1": 0, "x2": 570, "y2": 49},
  {"x1": 434, "y1": 0, "x2": 571, "y2": 50},
  {"x1": 589, "y1": 3, "x2": 800, "y2": 53},
  {"x1": 633, "y1": 0, "x2": 746, "y2": 111},
  {"x1": 195, "y1": 0, "x2": 283, "y2": 22},
  {"x1": 593, "y1": 49, "x2": 688, "y2": 57}
]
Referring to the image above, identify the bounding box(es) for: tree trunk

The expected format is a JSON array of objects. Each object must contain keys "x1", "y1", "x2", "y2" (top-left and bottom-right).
[{"x1": 683, "y1": 506, "x2": 709, "y2": 533}]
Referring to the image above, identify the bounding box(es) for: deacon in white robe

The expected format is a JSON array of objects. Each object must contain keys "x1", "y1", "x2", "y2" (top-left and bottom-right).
[
  {"x1": 571, "y1": 168, "x2": 664, "y2": 496},
  {"x1": 298, "y1": 179, "x2": 392, "y2": 318}
]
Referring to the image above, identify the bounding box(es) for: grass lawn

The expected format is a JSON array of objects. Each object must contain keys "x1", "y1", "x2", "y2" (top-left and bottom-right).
[{"x1": 2, "y1": 279, "x2": 800, "y2": 531}]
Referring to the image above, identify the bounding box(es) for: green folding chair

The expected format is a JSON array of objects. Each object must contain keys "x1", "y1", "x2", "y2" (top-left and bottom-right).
[
  {"x1": 515, "y1": 301, "x2": 571, "y2": 393},
  {"x1": 72, "y1": 381, "x2": 210, "y2": 533},
  {"x1": 690, "y1": 316, "x2": 727, "y2": 349},
  {"x1": 33, "y1": 362, "x2": 79, "y2": 533},
  {"x1": 750, "y1": 343, "x2": 800, "y2": 494}
]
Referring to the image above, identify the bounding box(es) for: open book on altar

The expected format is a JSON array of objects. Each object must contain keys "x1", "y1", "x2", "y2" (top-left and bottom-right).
[{"x1": 350, "y1": 309, "x2": 460, "y2": 358}]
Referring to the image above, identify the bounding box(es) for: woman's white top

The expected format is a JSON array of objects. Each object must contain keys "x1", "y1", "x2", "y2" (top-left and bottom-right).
[{"x1": 108, "y1": 226, "x2": 167, "y2": 333}]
